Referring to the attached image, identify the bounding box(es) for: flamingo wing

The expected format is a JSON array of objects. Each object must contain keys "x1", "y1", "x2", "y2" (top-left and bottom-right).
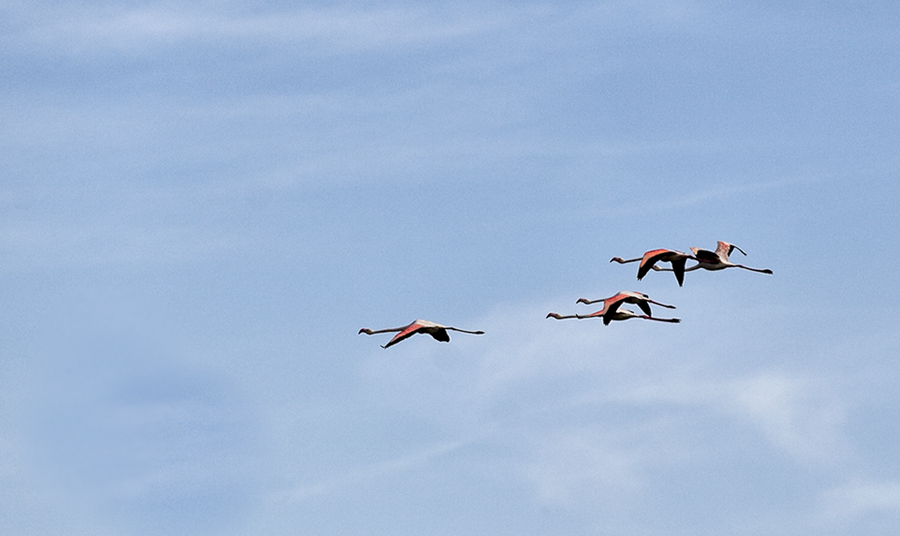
[
  {"x1": 635, "y1": 299, "x2": 653, "y2": 317},
  {"x1": 670, "y1": 256, "x2": 688, "y2": 286},
  {"x1": 601, "y1": 294, "x2": 628, "y2": 325},
  {"x1": 718, "y1": 241, "x2": 748, "y2": 258},
  {"x1": 715, "y1": 241, "x2": 735, "y2": 261},
  {"x1": 428, "y1": 328, "x2": 451, "y2": 343},
  {"x1": 637, "y1": 249, "x2": 668, "y2": 280},
  {"x1": 383, "y1": 321, "x2": 427, "y2": 348}
]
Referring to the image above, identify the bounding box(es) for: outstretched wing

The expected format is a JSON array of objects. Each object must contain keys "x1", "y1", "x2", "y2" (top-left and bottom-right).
[
  {"x1": 671, "y1": 257, "x2": 688, "y2": 286},
  {"x1": 637, "y1": 249, "x2": 668, "y2": 280},
  {"x1": 429, "y1": 328, "x2": 451, "y2": 343},
  {"x1": 636, "y1": 299, "x2": 653, "y2": 316},
  {"x1": 383, "y1": 322, "x2": 426, "y2": 348},
  {"x1": 715, "y1": 241, "x2": 733, "y2": 261},
  {"x1": 602, "y1": 294, "x2": 628, "y2": 325}
]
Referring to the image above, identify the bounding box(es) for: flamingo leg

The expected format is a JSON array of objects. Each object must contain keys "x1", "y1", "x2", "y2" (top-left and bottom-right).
[
  {"x1": 646, "y1": 299, "x2": 676, "y2": 309},
  {"x1": 445, "y1": 327, "x2": 486, "y2": 335},
  {"x1": 640, "y1": 316, "x2": 681, "y2": 323}
]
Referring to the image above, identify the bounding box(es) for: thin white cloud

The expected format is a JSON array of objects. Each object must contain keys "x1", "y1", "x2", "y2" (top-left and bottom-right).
[
  {"x1": 348, "y1": 295, "x2": 851, "y2": 511},
  {"x1": 272, "y1": 437, "x2": 472, "y2": 503},
  {"x1": 3, "y1": 0, "x2": 724, "y2": 59},
  {"x1": 4, "y1": 4, "x2": 503, "y2": 57},
  {"x1": 559, "y1": 174, "x2": 821, "y2": 224},
  {"x1": 818, "y1": 480, "x2": 900, "y2": 520},
  {"x1": 444, "y1": 299, "x2": 850, "y2": 499},
  {"x1": 615, "y1": 371, "x2": 848, "y2": 465},
  {"x1": 0, "y1": 218, "x2": 249, "y2": 271},
  {"x1": 731, "y1": 373, "x2": 847, "y2": 464},
  {"x1": 520, "y1": 426, "x2": 642, "y2": 507}
]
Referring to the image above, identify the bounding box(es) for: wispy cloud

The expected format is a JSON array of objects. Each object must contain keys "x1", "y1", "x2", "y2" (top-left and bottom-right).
[
  {"x1": 559, "y1": 174, "x2": 820, "y2": 224},
  {"x1": 520, "y1": 425, "x2": 643, "y2": 507},
  {"x1": 3, "y1": 4, "x2": 502, "y2": 57},
  {"x1": 351, "y1": 298, "x2": 853, "y2": 509},
  {"x1": 0, "y1": 217, "x2": 248, "y2": 272},
  {"x1": 272, "y1": 437, "x2": 473, "y2": 503},
  {"x1": 818, "y1": 480, "x2": 900, "y2": 520},
  {"x1": 731, "y1": 373, "x2": 847, "y2": 464},
  {"x1": 3, "y1": 0, "x2": 725, "y2": 60},
  {"x1": 596, "y1": 365, "x2": 849, "y2": 467}
]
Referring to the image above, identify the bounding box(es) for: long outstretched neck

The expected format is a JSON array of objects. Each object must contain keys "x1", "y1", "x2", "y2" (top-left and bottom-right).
[
  {"x1": 610, "y1": 257, "x2": 641, "y2": 264},
  {"x1": 653, "y1": 263, "x2": 702, "y2": 273},
  {"x1": 547, "y1": 313, "x2": 581, "y2": 320},
  {"x1": 358, "y1": 327, "x2": 404, "y2": 335}
]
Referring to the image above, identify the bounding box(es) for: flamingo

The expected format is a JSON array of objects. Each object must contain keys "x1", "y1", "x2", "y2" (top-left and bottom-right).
[
  {"x1": 546, "y1": 309, "x2": 680, "y2": 324},
  {"x1": 575, "y1": 290, "x2": 676, "y2": 318},
  {"x1": 550, "y1": 292, "x2": 679, "y2": 325},
  {"x1": 653, "y1": 241, "x2": 773, "y2": 276},
  {"x1": 610, "y1": 249, "x2": 697, "y2": 286},
  {"x1": 358, "y1": 319, "x2": 485, "y2": 349}
]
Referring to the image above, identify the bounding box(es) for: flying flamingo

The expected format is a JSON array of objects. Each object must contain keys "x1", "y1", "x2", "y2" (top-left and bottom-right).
[
  {"x1": 546, "y1": 309, "x2": 680, "y2": 324},
  {"x1": 549, "y1": 292, "x2": 679, "y2": 325},
  {"x1": 575, "y1": 290, "x2": 676, "y2": 318},
  {"x1": 609, "y1": 248, "x2": 697, "y2": 286},
  {"x1": 653, "y1": 241, "x2": 773, "y2": 276},
  {"x1": 358, "y1": 319, "x2": 485, "y2": 349}
]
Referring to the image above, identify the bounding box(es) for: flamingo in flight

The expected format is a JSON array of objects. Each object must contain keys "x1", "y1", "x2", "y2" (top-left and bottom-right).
[
  {"x1": 546, "y1": 308, "x2": 680, "y2": 324},
  {"x1": 358, "y1": 319, "x2": 485, "y2": 349},
  {"x1": 653, "y1": 241, "x2": 773, "y2": 276},
  {"x1": 610, "y1": 249, "x2": 697, "y2": 286},
  {"x1": 549, "y1": 292, "x2": 680, "y2": 325},
  {"x1": 576, "y1": 291, "x2": 676, "y2": 318}
]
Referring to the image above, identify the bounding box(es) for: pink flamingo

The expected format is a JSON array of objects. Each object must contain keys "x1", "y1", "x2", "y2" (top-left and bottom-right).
[
  {"x1": 548, "y1": 292, "x2": 680, "y2": 325},
  {"x1": 610, "y1": 249, "x2": 697, "y2": 286},
  {"x1": 358, "y1": 319, "x2": 485, "y2": 349},
  {"x1": 653, "y1": 241, "x2": 773, "y2": 276},
  {"x1": 546, "y1": 309, "x2": 680, "y2": 324},
  {"x1": 575, "y1": 290, "x2": 676, "y2": 318}
]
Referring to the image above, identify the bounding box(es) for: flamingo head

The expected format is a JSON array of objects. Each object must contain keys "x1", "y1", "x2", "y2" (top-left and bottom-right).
[{"x1": 358, "y1": 328, "x2": 374, "y2": 335}]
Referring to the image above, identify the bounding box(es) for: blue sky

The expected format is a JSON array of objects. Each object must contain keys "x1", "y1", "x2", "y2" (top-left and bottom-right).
[{"x1": 1, "y1": 1, "x2": 899, "y2": 534}]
